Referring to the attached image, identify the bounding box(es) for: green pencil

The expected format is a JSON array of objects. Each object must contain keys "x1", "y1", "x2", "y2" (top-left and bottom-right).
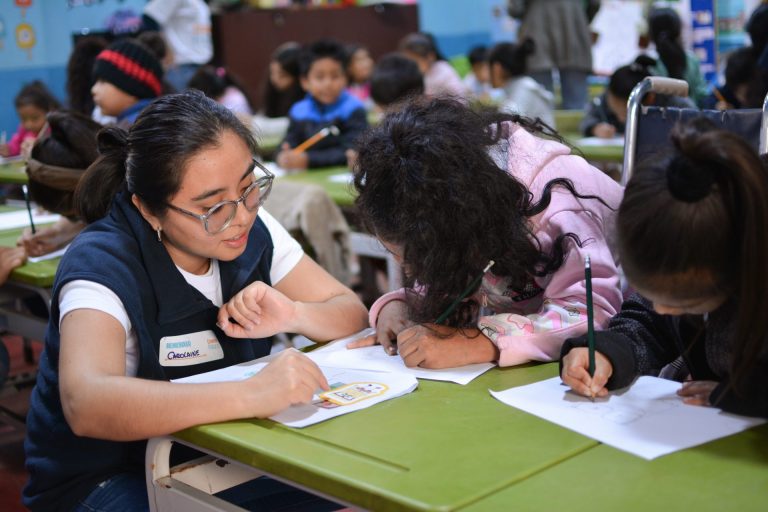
[
  {"x1": 585, "y1": 255, "x2": 595, "y2": 377},
  {"x1": 435, "y1": 260, "x2": 495, "y2": 325}
]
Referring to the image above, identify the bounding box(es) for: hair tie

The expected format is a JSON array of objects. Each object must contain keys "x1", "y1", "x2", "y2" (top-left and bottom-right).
[
  {"x1": 666, "y1": 154, "x2": 716, "y2": 202},
  {"x1": 216, "y1": 67, "x2": 226, "y2": 78}
]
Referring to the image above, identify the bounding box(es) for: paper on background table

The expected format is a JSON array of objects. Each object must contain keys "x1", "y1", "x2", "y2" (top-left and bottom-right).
[
  {"x1": 172, "y1": 358, "x2": 418, "y2": 428},
  {"x1": 490, "y1": 376, "x2": 766, "y2": 460},
  {"x1": 308, "y1": 328, "x2": 495, "y2": 385},
  {"x1": 0, "y1": 210, "x2": 60, "y2": 231},
  {"x1": 327, "y1": 173, "x2": 353, "y2": 184},
  {"x1": 577, "y1": 136, "x2": 624, "y2": 146}
]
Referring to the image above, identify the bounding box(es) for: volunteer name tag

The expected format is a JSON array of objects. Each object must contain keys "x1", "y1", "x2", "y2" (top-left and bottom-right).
[{"x1": 159, "y1": 330, "x2": 224, "y2": 367}]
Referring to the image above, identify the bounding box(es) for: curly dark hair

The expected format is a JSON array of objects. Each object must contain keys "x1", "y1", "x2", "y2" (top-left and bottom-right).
[{"x1": 353, "y1": 97, "x2": 603, "y2": 326}]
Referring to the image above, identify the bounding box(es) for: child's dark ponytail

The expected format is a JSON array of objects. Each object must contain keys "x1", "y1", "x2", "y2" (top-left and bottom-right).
[
  {"x1": 648, "y1": 7, "x2": 687, "y2": 80},
  {"x1": 619, "y1": 118, "x2": 768, "y2": 391},
  {"x1": 75, "y1": 127, "x2": 130, "y2": 223},
  {"x1": 488, "y1": 38, "x2": 535, "y2": 78}
]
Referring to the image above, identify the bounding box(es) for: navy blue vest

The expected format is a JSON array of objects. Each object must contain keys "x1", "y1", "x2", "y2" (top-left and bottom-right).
[{"x1": 23, "y1": 190, "x2": 274, "y2": 511}]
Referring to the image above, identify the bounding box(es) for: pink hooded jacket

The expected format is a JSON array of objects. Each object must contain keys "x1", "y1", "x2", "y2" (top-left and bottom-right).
[{"x1": 368, "y1": 122, "x2": 624, "y2": 366}]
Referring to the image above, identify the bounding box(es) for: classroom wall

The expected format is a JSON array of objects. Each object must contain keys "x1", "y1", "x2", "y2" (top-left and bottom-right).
[{"x1": 0, "y1": 0, "x2": 145, "y2": 136}]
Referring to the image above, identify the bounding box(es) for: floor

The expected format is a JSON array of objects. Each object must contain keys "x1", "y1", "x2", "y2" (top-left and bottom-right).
[{"x1": 0, "y1": 334, "x2": 42, "y2": 512}]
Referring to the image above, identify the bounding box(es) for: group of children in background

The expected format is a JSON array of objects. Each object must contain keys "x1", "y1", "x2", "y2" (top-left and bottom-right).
[{"x1": 0, "y1": 4, "x2": 768, "y2": 510}]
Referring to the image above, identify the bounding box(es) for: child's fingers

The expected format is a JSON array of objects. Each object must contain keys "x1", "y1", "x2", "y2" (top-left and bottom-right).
[
  {"x1": 561, "y1": 365, "x2": 594, "y2": 397},
  {"x1": 346, "y1": 333, "x2": 377, "y2": 349},
  {"x1": 377, "y1": 330, "x2": 397, "y2": 355}
]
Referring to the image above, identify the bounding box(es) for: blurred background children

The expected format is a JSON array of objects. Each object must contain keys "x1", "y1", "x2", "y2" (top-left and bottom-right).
[
  {"x1": 370, "y1": 52, "x2": 424, "y2": 110},
  {"x1": 488, "y1": 39, "x2": 554, "y2": 128},
  {"x1": 646, "y1": 7, "x2": 708, "y2": 107},
  {"x1": 276, "y1": 39, "x2": 368, "y2": 170},
  {"x1": 261, "y1": 42, "x2": 305, "y2": 119},
  {"x1": 0, "y1": 81, "x2": 60, "y2": 158},
  {"x1": 581, "y1": 55, "x2": 695, "y2": 138},
  {"x1": 701, "y1": 47, "x2": 757, "y2": 110},
  {"x1": 345, "y1": 43, "x2": 374, "y2": 107},
  {"x1": 399, "y1": 32, "x2": 467, "y2": 99},
  {"x1": 188, "y1": 65, "x2": 255, "y2": 121},
  {"x1": 91, "y1": 39, "x2": 164, "y2": 128}
]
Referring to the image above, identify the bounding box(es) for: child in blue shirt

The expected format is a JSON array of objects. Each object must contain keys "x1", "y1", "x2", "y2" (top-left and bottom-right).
[{"x1": 276, "y1": 39, "x2": 368, "y2": 170}]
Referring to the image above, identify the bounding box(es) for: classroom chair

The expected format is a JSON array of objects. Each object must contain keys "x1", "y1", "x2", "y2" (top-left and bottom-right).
[{"x1": 621, "y1": 76, "x2": 768, "y2": 186}]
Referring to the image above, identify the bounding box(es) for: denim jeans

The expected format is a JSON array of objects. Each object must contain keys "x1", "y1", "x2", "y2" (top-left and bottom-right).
[
  {"x1": 530, "y1": 69, "x2": 589, "y2": 110},
  {"x1": 74, "y1": 471, "x2": 342, "y2": 512}
]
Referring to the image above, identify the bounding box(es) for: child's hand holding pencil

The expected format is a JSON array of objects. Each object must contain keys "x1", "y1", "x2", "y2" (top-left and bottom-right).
[{"x1": 560, "y1": 346, "x2": 613, "y2": 399}]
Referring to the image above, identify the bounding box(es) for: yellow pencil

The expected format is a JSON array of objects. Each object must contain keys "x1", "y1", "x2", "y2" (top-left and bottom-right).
[{"x1": 292, "y1": 125, "x2": 340, "y2": 153}]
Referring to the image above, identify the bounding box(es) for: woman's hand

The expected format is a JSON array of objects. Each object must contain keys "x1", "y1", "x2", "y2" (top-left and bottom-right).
[
  {"x1": 677, "y1": 380, "x2": 718, "y2": 406},
  {"x1": 276, "y1": 143, "x2": 309, "y2": 171},
  {"x1": 217, "y1": 281, "x2": 298, "y2": 338},
  {"x1": 246, "y1": 348, "x2": 329, "y2": 417},
  {"x1": 560, "y1": 347, "x2": 613, "y2": 399},
  {"x1": 395, "y1": 324, "x2": 498, "y2": 369},
  {"x1": 347, "y1": 300, "x2": 412, "y2": 355}
]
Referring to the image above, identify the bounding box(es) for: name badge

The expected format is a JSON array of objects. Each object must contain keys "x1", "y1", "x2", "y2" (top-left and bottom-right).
[{"x1": 159, "y1": 330, "x2": 224, "y2": 367}]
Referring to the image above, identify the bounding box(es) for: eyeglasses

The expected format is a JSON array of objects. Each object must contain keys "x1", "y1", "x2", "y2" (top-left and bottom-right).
[{"x1": 166, "y1": 158, "x2": 274, "y2": 235}]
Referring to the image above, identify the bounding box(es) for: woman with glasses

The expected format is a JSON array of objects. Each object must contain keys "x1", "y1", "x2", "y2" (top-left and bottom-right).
[{"x1": 23, "y1": 91, "x2": 367, "y2": 511}]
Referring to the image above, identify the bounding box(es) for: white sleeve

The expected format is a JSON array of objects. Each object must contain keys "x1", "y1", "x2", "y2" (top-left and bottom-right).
[
  {"x1": 258, "y1": 208, "x2": 304, "y2": 285},
  {"x1": 143, "y1": 0, "x2": 182, "y2": 24},
  {"x1": 59, "y1": 280, "x2": 131, "y2": 335}
]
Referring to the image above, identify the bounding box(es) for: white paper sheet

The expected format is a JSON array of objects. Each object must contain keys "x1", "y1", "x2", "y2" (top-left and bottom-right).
[
  {"x1": 490, "y1": 376, "x2": 766, "y2": 460},
  {"x1": 0, "y1": 210, "x2": 60, "y2": 231},
  {"x1": 173, "y1": 358, "x2": 418, "y2": 428},
  {"x1": 308, "y1": 328, "x2": 495, "y2": 385},
  {"x1": 327, "y1": 173, "x2": 353, "y2": 184},
  {"x1": 27, "y1": 244, "x2": 69, "y2": 263}
]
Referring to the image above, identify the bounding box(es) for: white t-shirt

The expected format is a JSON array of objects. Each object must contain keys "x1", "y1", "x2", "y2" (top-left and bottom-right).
[
  {"x1": 144, "y1": 0, "x2": 213, "y2": 66},
  {"x1": 58, "y1": 209, "x2": 303, "y2": 376}
]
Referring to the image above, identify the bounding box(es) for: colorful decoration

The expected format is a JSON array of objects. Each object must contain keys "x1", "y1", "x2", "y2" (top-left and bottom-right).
[
  {"x1": 15, "y1": 22, "x2": 35, "y2": 59},
  {"x1": 0, "y1": 16, "x2": 6, "y2": 51}
]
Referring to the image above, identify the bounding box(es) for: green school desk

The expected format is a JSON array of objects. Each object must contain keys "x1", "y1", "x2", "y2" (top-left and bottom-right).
[
  {"x1": 0, "y1": 160, "x2": 27, "y2": 184},
  {"x1": 463, "y1": 423, "x2": 768, "y2": 512},
  {"x1": 280, "y1": 166, "x2": 355, "y2": 207},
  {"x1": 562, "y1": 133, "x2": 625, "y2": 164},
  {"x1": 147, "y1": 363, "x2": 601, "y2": 511}
]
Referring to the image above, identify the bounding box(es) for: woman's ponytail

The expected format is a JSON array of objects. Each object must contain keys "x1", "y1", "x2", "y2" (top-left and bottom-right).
[{"x1": 74, "y1": 127, "x2": 130, "y2": 223}]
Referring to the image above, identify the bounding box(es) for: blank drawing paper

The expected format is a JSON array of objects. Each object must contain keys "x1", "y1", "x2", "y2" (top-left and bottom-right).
[{"x1": 490, "y1": 376, "x2": 766, "y2": 460}]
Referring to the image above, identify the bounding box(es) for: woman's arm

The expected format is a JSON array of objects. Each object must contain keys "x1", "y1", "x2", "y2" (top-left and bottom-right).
[
  {"x1": 218, "y1": 254, "x2": 368, "y2": 342},
  {"x1": 59, "y1": 308, "x2": 328, "y2": 441}
]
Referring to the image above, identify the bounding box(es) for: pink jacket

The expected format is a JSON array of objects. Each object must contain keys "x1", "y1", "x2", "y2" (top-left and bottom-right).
[
  {"x1": 369, "y1": 122, "x2": 624, "y2": 366},
  {"x1": 4, "y1": 124, "x2": 37, "y2": 157},
  {"x1": 424, "y1": 61, "x2": 467, "y2": 99}
]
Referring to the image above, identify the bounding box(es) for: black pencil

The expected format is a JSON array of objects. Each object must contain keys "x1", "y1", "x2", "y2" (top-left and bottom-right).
[{"x1": 22, "y1": 184, "x2": 36, "y2": 234}]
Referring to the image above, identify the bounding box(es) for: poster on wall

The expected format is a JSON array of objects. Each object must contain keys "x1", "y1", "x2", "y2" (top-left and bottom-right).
[{"x1": 691, "y1": 0, "x2": 717, "y2": 84}]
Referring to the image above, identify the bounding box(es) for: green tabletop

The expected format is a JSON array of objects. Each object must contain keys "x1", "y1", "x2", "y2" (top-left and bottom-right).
[
  {"x1": 0, "y1": 224, "x2": 59, "y2": 287},
  {"x1": 562, "y1": 132, "x2": 624, "y2": 163},
  {"x1": 174, "y1": 363, "x2": 599, "y2": 511},
  {"x1": 280, "y1": 166, "x2": 355, "y2": 207},
  {"x1": 464, "y1": 423, "x2": 768, "y2": 511},
  {"x1": 0, "y1": 160, "x2": 27, "y2": 184}
]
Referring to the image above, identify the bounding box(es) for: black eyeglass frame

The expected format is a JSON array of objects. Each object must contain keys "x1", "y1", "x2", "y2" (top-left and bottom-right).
[{"x1": 165, "y1": 158, "x2": 274, "y2": 235}]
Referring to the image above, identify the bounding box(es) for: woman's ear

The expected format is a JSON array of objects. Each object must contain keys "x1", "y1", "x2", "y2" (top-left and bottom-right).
[{"x1": 131, "y1": 194, "x2": 161, "y2": 230}]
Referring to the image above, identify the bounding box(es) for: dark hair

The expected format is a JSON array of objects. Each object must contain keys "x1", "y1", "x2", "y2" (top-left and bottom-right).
[
  {"x1": 724, "y1": 47, "x2": 757, "y2": 87},
  {"x1": 262, "y1": 42, "x2": 304, "y2": 118},
  {"x1": 467, "y1": 45, "x2": 489, "y2": 66},
  {"x1": 608, "y1": 55, "x2": 656, "y2": 99},
  {"x1": 746, "y1": 4, "x2": 768, "y2": 55},
  {"x1": 188, "y1": 65, "x2": 255, "y2": 112},
  {"x1": 352, "y1": 96, "x2": 603, "y2": 326},
  {"x1": 619, "y1": 119, "x2": 768, "y2": 391},
  {"x1": 398, "y1": 32, "x2": 447, "y2": 62},
  {"x1": 648, "y1": 7, "x2": 687, "y2": 80},
  {"x1": 488, "y1": 39, "x2": 535, "y2": 78},
  {"x1": 299, "y1": 39, "x2": 346, "y2": 77},
  {"x1": 75, "y1": 90, "x2": 257, "y2": 223},
  {"x1": 28, "y1": 111, "x2": 101, "y2": 217},
  {"x1": 66, "y1": 36, "x2": 108, "y2": 116},
  {"x1": 136, "y1": 31, "x2": 167, "y2": 62},
  {"x1": 370, "y1": 53, "x2": 424, "y2": 107},
  {"x1": 15, "y1": 81, "x2": 61, "y2": 112}
]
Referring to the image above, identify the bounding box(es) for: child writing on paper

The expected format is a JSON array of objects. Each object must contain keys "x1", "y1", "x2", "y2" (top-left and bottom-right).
[
  {"x1": 0, "y1": 81, "x2": 60, "y2": 158},
  {"x1": 276, "y1": 39, "x2": 368, "y2": 170},
  {"x1": 18, "y1": 111, "x2": 102, "y2": 257},
  {"x1": 347, "y1": 97, "x2": 623, "y2": 369},
  {"x1": 561, "y1": 120, "x2": 768, "y2": 418},
  {"x1": 23, "y1": 91, "x2": 367, "y2": 511},
  {"x1": 580, "y1": 56, "x2": 694, "y2": 139}
]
